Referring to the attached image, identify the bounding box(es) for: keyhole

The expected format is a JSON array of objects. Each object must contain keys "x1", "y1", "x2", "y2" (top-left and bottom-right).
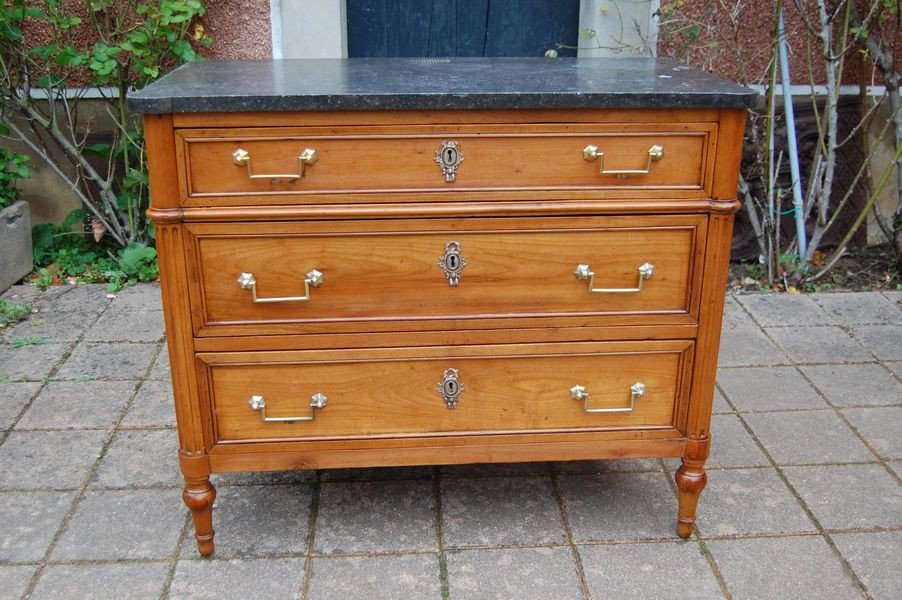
[
  {"x1": 443, "y1": 147, "x2": 458, "y2": 166},
  {"x1": 444, "y1": 380, "x2": 458, "y2": 395},
  {"x1": 449, "y1": 255, "x2": 458, "y2": 268}
]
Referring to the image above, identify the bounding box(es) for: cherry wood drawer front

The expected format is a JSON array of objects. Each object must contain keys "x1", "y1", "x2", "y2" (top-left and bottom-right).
[
  {"x1": 200, "y1": 341, "x2": 693, "y2": 443},
  {"x1": 186, "y1": 215, "x2": 705, "y2": 337},
  {"x1": 175, "y1": 123, "x2": 716, "y2": 205}
]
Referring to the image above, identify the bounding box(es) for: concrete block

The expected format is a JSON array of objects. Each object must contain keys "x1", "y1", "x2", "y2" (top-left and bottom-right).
[{"x1": 0, "y1": 201, "x2": 33, "y2": 292}]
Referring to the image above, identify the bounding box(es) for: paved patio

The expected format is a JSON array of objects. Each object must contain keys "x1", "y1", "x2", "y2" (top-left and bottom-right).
[{"x1": 0, "y1": 283, "x2": 900, "y2": 599}]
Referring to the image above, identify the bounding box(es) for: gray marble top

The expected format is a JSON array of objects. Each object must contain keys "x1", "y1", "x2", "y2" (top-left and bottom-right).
[{"x1": 127, "y1": 58, "x2": 757, "y2": 114}]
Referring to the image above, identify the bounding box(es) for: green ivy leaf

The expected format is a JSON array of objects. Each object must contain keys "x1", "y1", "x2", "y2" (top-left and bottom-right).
[
  {"x1": 55, "y1": 46, "x2": 85, "y2": 66},
  {"x1": 28, "y1": 44, "x2": 57, "y2": 61},
  {"x1": 1, "y1": 23, "x2": 22, "y2": 42},
  {"x1": 81, "y1": 143, "x2": 113, "y2": 159},
  {"x1": 118, "y1": 243, "x2": 157, "y2": 276},
  {"x1": 31, "y1": 224, "x2": 54, "y2": 263}
]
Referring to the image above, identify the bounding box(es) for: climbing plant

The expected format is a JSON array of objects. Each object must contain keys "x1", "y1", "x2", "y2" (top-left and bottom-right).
[{"x1": 0, "y1": 0, "x2": 211, "y2": 247}]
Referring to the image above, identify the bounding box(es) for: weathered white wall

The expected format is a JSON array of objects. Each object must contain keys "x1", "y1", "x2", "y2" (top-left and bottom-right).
[
  {"x1": 276, "y1": 0, "x2": 347, "y2": 59},
  {"x1": 577, "y1": 0, "x2": 659, "y2": 57}
]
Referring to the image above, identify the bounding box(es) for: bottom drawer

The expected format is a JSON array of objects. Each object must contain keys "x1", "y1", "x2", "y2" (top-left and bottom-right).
[{"x1": 198, "y1": 341, "x2": 694, "y2": 443}]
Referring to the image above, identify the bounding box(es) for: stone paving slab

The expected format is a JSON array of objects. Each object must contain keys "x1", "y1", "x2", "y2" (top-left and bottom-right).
[
  {"x1": 0, "y1": 342, "x2": 72, "y2": 381},
  {"x1": 850, "y1": 324, "x2": 902, "y2": 360},
  {"x1": 558, "y1": 472, "x2": 678, "y2": 542},
  {"x1": 0, "y1": 430, "x2": 108, "y2": 490},
  {"x1": 54, "y1": 342, "x2": 158, "y2": 381},
  {"x1": 16, "y1": 380, "x2": 136, "y2": 430},
  {"x1": 840, "y1": 407, "x2": 902, "y2": 460},
  {"x1": 148, "y1": 344, "x2": 171, "y2": 381},
  {"x1": 737, "y1": 293, "x2": 833, "y2": 327},
  {"x1": 212, "y1": 469, "x2": 317, "y2": 487},
  {"x1": 2, "y1": 304, "x2": 104, "y2": 343},
  {"x1": 119, "y1": 378, "x2": 176, "y2": 428},
  {"x1": 308, "y1": 554, "x2": 441, "y2": 600},
  {"x1": 30, "y1": 562, "x2": 171, "y2": 600},
  {"x1": 446, "y1": 547, "x2": 583, "y2": 600},
  {"x1": 885, "y1": 360, "x2": 902, "y2": 378},
  {"x1": 712, "y1": 387, "x2": 732, "y2": 413},
  {"x1": 742, "y1": 410, "x2": 874, "y2": 465},
  {"x1": 717, "y1": 366, "x2": 826, "y2": 411},
  {"x1": 441, "y1": 476, "x2": 566, "y2": 547},
  {"x1": 767, "y1": 325, "x2": 872, "y2": 363},
  {"x1": 169, "y1": 558, "x2": 306, "y2": 599},
  {"x1": 832, "y1": 531, "x2": 902, "y2": 600},
  {"x1": 706, "y1": 414, "x2": 769, "y2": 468},
  {"x1": 106, "y1": 282, "x2": 162, "y2": 311},
  {"x1": 1, "y1": 284, "x2": 900, "y2": 598},
  {"x1": 0, "y1": 565, "x2": 36, "y2": 599},
  {"x1": 180, "y1": 484, "x2": 312, "y2": 558},
  {"x1": 799, "y1": 363, "x2": 902, "y2": 407},
  {"x1": 83, "y1": 309, "x2": 165, "y2": 342},
  {"x1": 717, "y1": 328, "x2": 790, "y2": 367},
  {"x1": 314, "y1": 480, "x2": 436, "y2": 554},
  {"x1": 580, "y1": 541, "x2": 723, "y2": 599},
  {"x1": 720, "y1": 296, "x2": 755, "y2": 328},
  {"x1": 0, "y1": 490, "x2": 76, "y2": 562},
  {"x1": 812, "y1": 292, "x2": 902, "y2": 326},
  {"x1": 707, "y1": 536, "x2": 862, "y2": 600},
  {"x1": 783, "y1": 464, "x2": 902, "y2": 530},
  {"x1": 51, "y1": 489, "x2": 186, "y2": 560},
  {"x1": 91, "y1": 429, "x2": 181, "y2": 488},
  {"x1": 0, "y1": 382, "x2": 39, "y2": 430},
  {"x1": 694, "y1": 468, "x2": 816, "y2": 537}
]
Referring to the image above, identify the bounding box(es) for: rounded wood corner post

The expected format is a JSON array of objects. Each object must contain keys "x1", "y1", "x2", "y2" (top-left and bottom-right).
[
  {"x1": 675, "y1": 207, "x2": 735, "y2": 538},
  {"x1": 180, "y1": 451, "x2": 216, "y2": 556},
  {"x1": 146, "y1": 112, "x2": 215, "y2": 554}
]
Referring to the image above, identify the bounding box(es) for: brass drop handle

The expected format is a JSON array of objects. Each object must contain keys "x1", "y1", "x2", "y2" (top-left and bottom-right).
[
  {"x1": 248, "y1": 393, "x2": 328, "y2": 423},
  {"x1": 232, "y1": 147, "x2": 318, "y2": 180},
  {"x1": 237, "y1": 269, "x2": 324, "y2": 303},
  {"x1": 582, "y1": 144, "x2": 664, "y2": 175},
  {"x1": 574, "y1": 263, "x2": 654, "y2": 294},
  {"x1": 571, "y1": 382, "x2": 645, "y2": 414}
]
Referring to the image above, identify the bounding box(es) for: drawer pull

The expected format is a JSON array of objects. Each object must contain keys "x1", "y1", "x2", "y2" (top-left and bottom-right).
[
  {"x1": 237, "y1": 269, "x2": 324, "y2": 303},
  {"x1": 574, "y1": 262, "x2": 654, "y2": 294},
  {"x1": 570, "y1": 382, "x2": 646, "y2": 414},
  {"x1": 437, "y1": 368, "x2": 465, "y2": 409},
  {"x1": 248, "y1": 393, "x2": 328, "y2": 423},
  {"x1": 232, "y1": 147, "x2": 318, "y2": 180},
  {"x1": 582, "y1": 144, "x2": 664, "y2": 176}
]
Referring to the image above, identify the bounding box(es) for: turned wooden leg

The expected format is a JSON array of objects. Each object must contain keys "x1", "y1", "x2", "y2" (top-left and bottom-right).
[
  {"x1": 183, "y1": 477, "x2": 216, "y2": 556},
  {"x1": 180, "y1": 451, "x2": 215, "y2": 556},
  {"x1": 675, "y1": 436, "x2": 710, "y2": 538},
  {"x1": 675, "y1": 461, "x2": 707, "y2": 538}
]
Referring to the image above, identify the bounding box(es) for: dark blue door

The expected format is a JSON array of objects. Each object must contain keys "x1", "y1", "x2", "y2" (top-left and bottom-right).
[{"x1": 347, "y1": 0, "x2": 580, "y2": 58}]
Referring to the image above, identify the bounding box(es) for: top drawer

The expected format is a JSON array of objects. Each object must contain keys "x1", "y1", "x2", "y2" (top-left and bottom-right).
[{"x1": 175, "y1": 122, "x2": 717, "y2": 205}]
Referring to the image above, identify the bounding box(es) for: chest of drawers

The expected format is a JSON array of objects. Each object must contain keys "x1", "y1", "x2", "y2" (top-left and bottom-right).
[{"x1": 131, "y1": 58, "x2": 754, "y2": 555}]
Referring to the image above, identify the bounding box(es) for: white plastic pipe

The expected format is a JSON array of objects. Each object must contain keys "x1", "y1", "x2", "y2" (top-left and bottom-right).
[{"x1": 778, "y1": 10, "x2": 808, "y2": 258}]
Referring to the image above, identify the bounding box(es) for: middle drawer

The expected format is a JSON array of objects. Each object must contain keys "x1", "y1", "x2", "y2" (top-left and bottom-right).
[{"x1": 185, "y1": 215, "x2": 706, "y2": 337}]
